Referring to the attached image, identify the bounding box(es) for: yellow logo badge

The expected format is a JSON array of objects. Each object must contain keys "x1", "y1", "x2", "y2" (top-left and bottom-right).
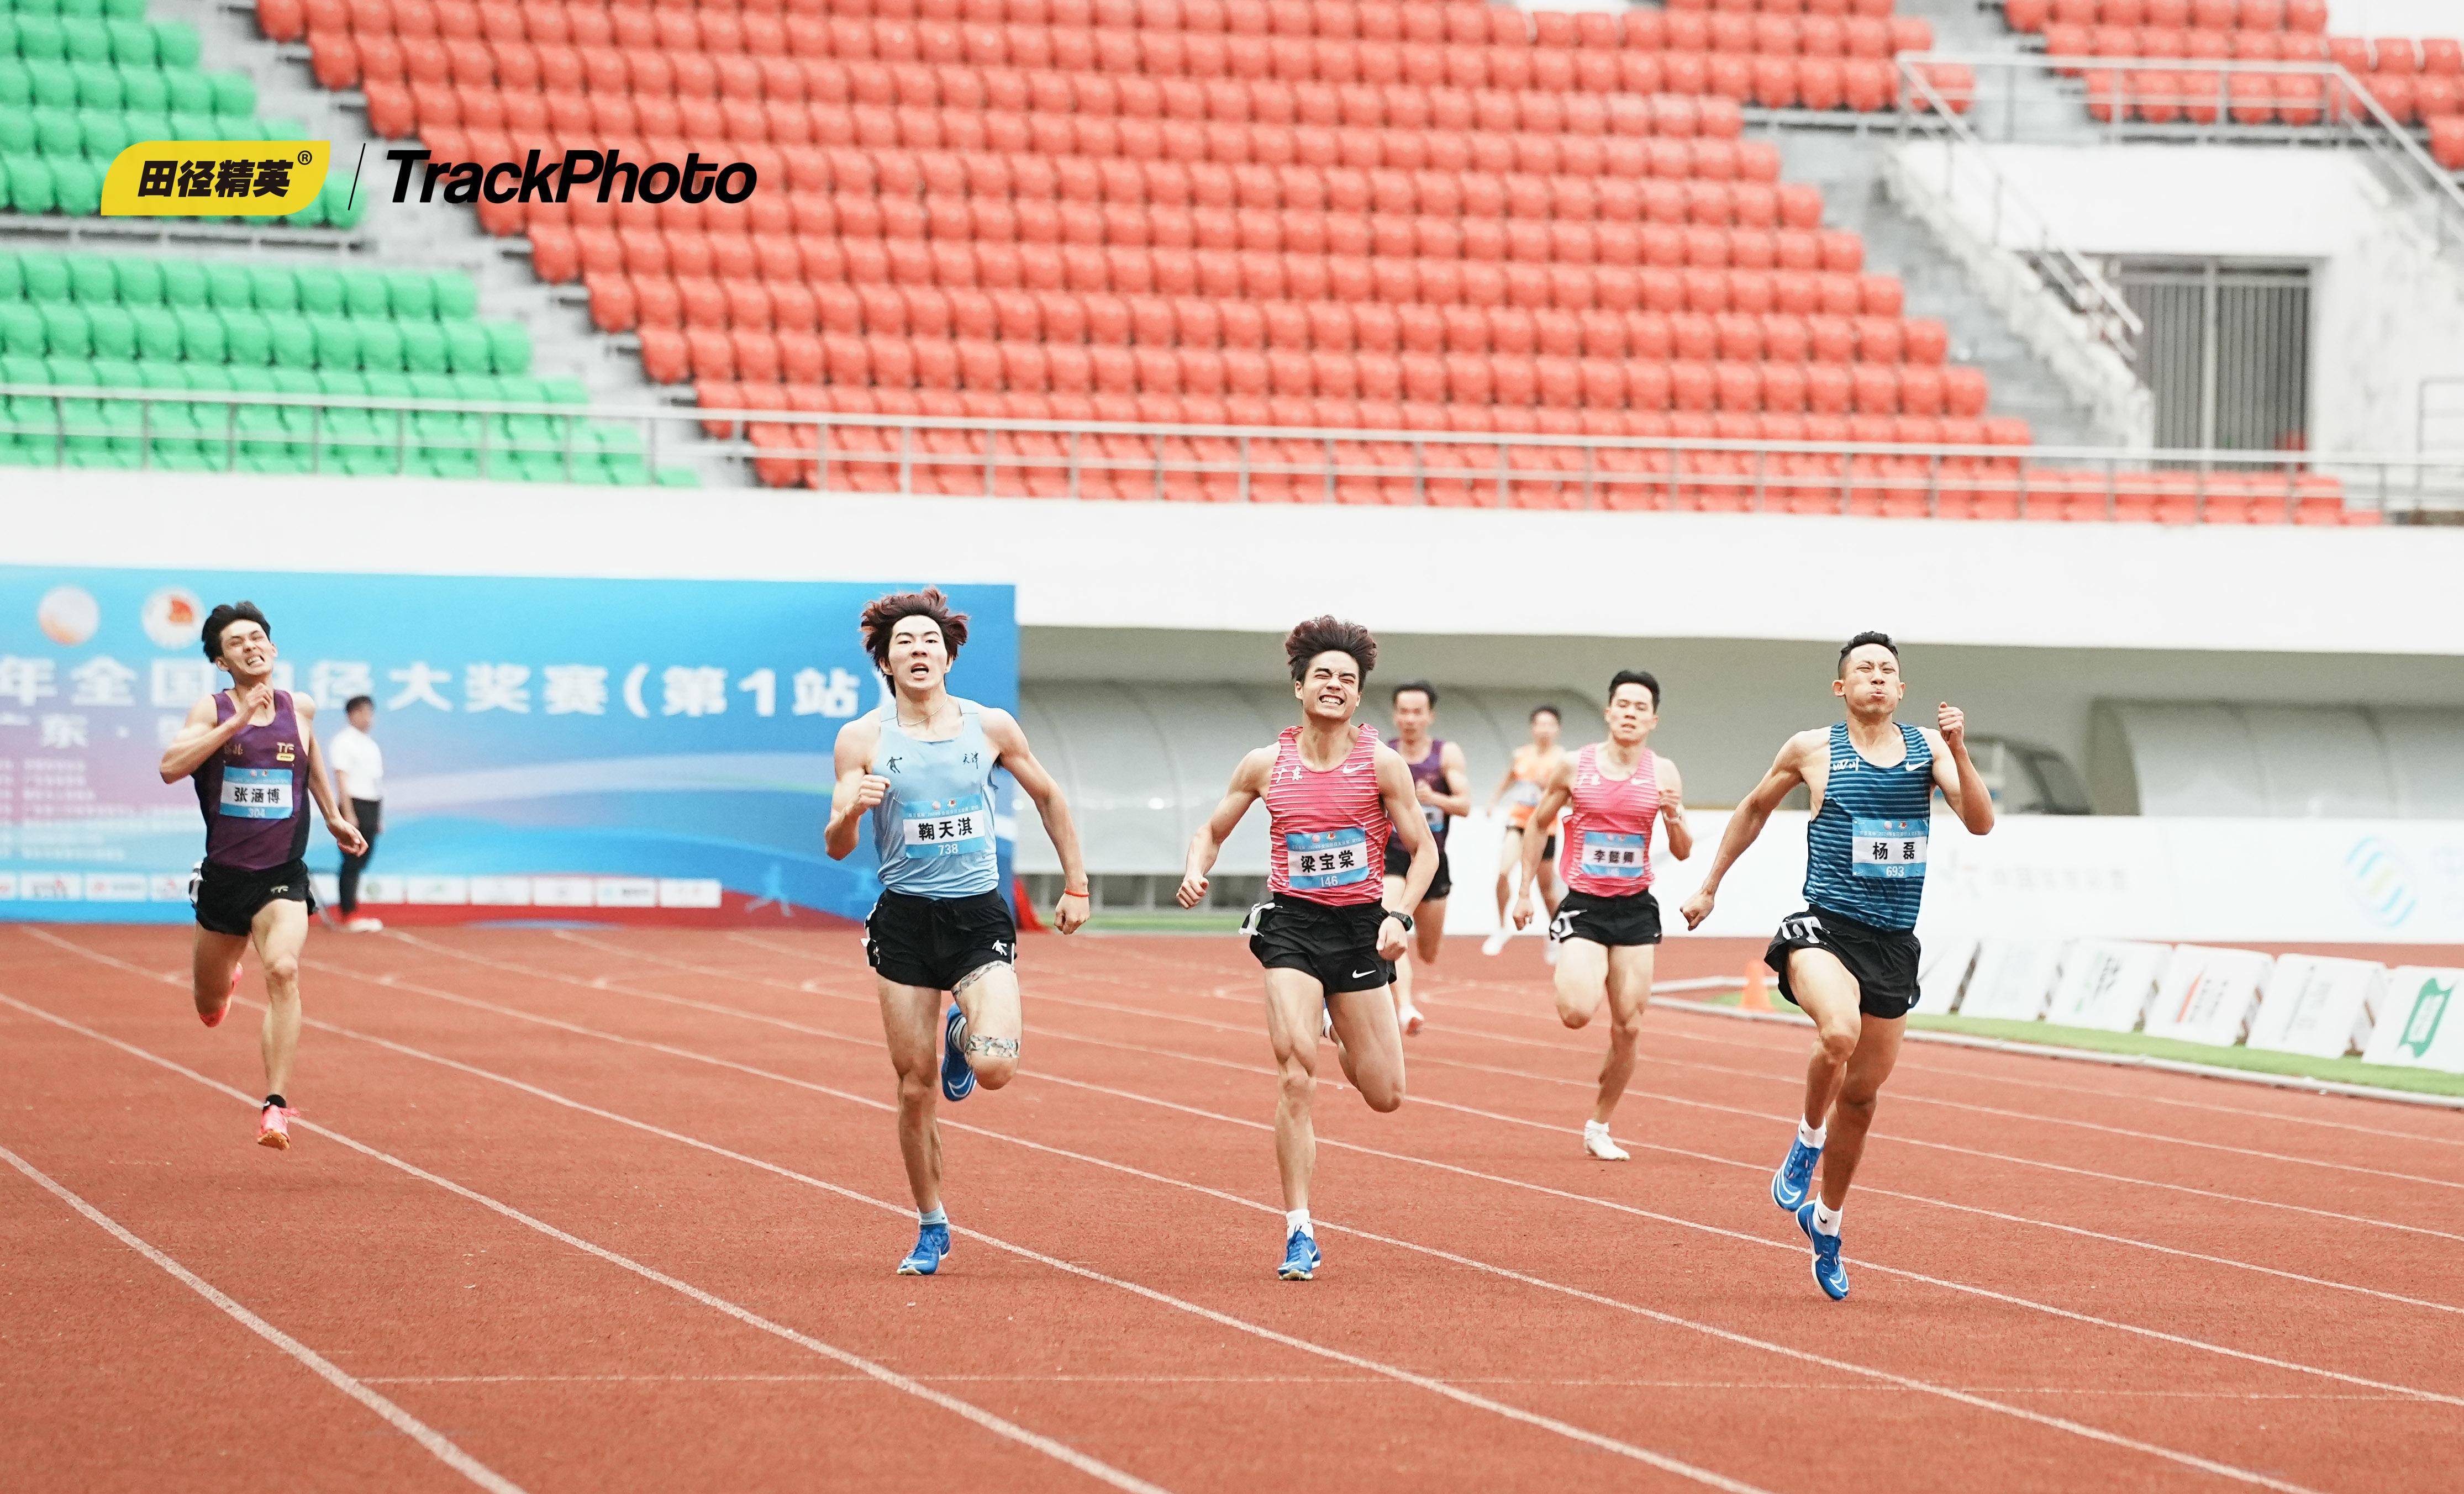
[{"x1": 101, "y1": 141, "x2": 331, "y2": 217}]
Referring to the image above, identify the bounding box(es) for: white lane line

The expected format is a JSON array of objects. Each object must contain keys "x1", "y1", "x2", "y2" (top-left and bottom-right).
[
  {"x1": 543, "y1": 928, "x2": 2464, "y2": 1245},
  {"x1": 0, "y1": 1143, "x2": 530, "y2": 1494},
  {"x1": 973, "y1": 934, "x2": 2464, "y2": 1144},
  {"x1": 130, "y1": 951, "x2": 2364, "y2": 1493},
  {"x1": 0, "y1": 991, "x2": 1173, "y2": 1494},
  {"x1": 350, "y1": 1374, "x2": 2421, "y2": 1401}
]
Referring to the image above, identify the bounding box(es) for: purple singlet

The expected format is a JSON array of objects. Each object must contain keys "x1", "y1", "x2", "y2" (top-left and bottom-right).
[
  {"x1": 1386, "y1": 736, "x2": 1451, "y2": 850},
  {"x1": 192, "y1": 690, "x2": 312, "y2": 872}
]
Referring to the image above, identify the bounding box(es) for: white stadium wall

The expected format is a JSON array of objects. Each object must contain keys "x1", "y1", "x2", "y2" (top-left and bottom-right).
[{"x1": 1918, "y1": 141, "x2": 2464, "y2": 458}]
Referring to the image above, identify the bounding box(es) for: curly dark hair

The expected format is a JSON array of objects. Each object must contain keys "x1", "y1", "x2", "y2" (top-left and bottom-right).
[
  {"x1": 1284, "y1": 615, "x2": 1377, "y2": 682},
  {"x1": 860, "y1": 588, "x2": 970, "y2": 675},
  {"x1": 200, "y1": 601, "x2": 271, "y2": 663}
]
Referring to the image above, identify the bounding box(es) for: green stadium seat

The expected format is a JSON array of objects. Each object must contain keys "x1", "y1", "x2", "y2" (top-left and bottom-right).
[
  {"x1": 77, "y1": 108, "x2": 129, "y2": 158},
  {"x1": 220, "y1": 308, "x2": 268, "y2": 365},
  {"x1": 207, "y1": 71, "x2": 251, "y2": 116},
  {"x1": 19, "y1": 252, "x2": 68, "y2": 301},
  {"x1": 202, "y1": 262, "x2": 249, "y2": 309},
  {"x1": 70, "y1": 61, "x2": 118, "y2": 109},
  {"x1": 39, "y1": 303, "x2": 88, "y2": 356},
  {"x1": 33, "y1": 108, "x2": 76, "y2": 154},
  {"x1": 119, "y1": 70, "x2": 166, "y2": 112},
  {"x1": 163, "y1": 71, "x2": 208, "y2": 113},
  {"x1": 0, "y1": 112, "x2": 30, "y2": 154},
  {"x1": 129, "y1": 304, "x2": 177, "y2": 359},
  {"x1": 64, "y1": 20, "x2": 113, "y2": 66},
  {"x1": 106, "y1": 0, "x2": 152, "y2": 20},
  {"x1": 86, "y1": 303, "x2": 133, "y2": 358},
  {"x1": 441, "y1": 320, "x2": 488, "y2": 373},
  {"x1": 115, "y1": 255, "x2": 171, "y2": 310},
  {"x1": 173, "y1": 307, "x2": 222, "y2": 361},
  {"x1": 355, "y1": 319, "x2": 401, "y2": 372},
  {"x1": 211, "y1": 113, "x2": 257, "y2": 142},
  {"x1": 122, "y1": 108, "x2": 171, "y2": 146},
  {"x1": 308, "y1": 314, "x2": 355, "y2": 368},
  {"x1": 483, "y1": 321, "x2": 531, "y2": 374},
  {"x1": 50, "y1": 156, "x2": 98, "y2": 212},
  {"x1": 17, "y1": 20, "x2": 67, "y2": 63},
  {"x1": 320, "y1": 181, "x2": 366, "y2": 230},
  {"x1": 398, "y1": 320, "x2": 445, "y2": 372},
  {"x1": 385, "y1": 270, "x2": 433, "y2": 320},
  {"x1": 0, "y1": 155, "x2": 50, "y2": 215},
  {"x1": 266, "y1": 312, "x2": 314, "y2": 368},
  {"x1": 296, "y1": 266, "x2": 343, "y2": 315},
  {"x1": 150, "y1": 21, "x2": 199, "y2": 71},
  {"x1": 104, "y1": 19, "x2": 152, "y2": 66},
  {"x1": 250, "y1": 266, "x2": 300, "y2": 313},
  {"x1": 65, "y1": 255, "x2": 112, "y2": 302},
  {"x1": 341, "y1": 271, "x2": 387, "y2": 319},
  {"x1": 0, "y1": 256, "x2": 17, "y2": 300},
  {"x1": 28, "y1": 62, "x2": 76, "y2": 110},
  {"x1": 541, "y1": 375, "x2": 587, "y2": 404},
  {"x1": 0, "y1": 60, "x2": 28, "y2": 109},
  {"x1": 430, "y1": 272, "x2": 477, "y2": 321},
  {"x1": 0, "y1": 304, "x2": 41, "y2": 357},
  {"x1": 158, "y1": 260, "x2": 204, "y2": 307}
]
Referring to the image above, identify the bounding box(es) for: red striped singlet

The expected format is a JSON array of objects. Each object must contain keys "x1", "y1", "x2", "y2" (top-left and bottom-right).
[
  {"x1": 1560, "y1": 743, "x2": 1661, "y2": 898},
  {"x1": 1264, "y1": 724, "x2": 1390, "y2": 906}
]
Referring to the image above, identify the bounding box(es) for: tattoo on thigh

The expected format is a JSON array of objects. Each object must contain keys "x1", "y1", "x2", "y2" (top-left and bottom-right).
[
  {"x1": 965, "y1": 1035, "x2": 1020, "y2": 1059},
  {"x1": 952, "y1": 961, "x2": 1008, "y2": 995}
]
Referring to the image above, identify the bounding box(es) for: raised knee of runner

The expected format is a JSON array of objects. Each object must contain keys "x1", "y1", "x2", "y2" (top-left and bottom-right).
[
  {"x1": 967, "y1": 1037, "x2": 1019, "y2": 1090},
  {"x1": 1361, "y1": 1075, "x2": 1404, "y2": 1112},
  {"x1": 1818, "y1": 1020, "x2": 1858, "y2": 1063}
]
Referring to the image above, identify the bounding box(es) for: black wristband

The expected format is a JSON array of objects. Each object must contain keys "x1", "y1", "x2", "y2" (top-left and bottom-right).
[{"x1": 1383, "y1": 909, "x2": 1414, "y2": 932}]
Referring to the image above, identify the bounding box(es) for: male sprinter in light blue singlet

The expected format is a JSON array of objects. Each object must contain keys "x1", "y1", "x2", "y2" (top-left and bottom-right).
[
  {"x1": 826, "y1": 588, "x2": 1091, "y2": 1276},
  {"x1": 1680, "y1": 632, "x2": 1994, "y2": 1300}
]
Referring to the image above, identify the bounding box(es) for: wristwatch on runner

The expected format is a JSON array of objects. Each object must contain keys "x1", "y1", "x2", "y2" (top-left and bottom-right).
[{"x1": 1383, "y1": 909, "x2": 1414, "y2": 932}]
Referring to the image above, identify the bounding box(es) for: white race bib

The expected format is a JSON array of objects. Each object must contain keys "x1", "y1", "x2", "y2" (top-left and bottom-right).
[
  {"x1": 899, "y1": 794, "x2": 991, "y2": 857},
  {"x1": 218, "y1": 767, "x2": 293, "y2": 820},
  {"x1": 1286, "y1": 828, "x2": 1372, "y2": 891},
  {"x1": 1577, "y1": 830, "x2": 1648, "y2": 878},
  {"x1": 1851, "y1": 817, "x2": 1928, "y2": 880}
]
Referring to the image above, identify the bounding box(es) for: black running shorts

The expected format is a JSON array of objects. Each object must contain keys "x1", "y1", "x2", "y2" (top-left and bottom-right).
[
  {"x1": 1549, "y1": 886, "x2": 1662, "y2": 948},
  {"x1": 1765, "y1": 906, "x2": 1923, "y2": 1020},
  {"x1": 1382, "y1": 839, "x2": 1453, "y2": 901},
  {"x1": 1246, "y1": 894, "x2": 1393, "y2": 995},
  {"x1": 193, "y1": 858, "x2": 315, "y2": 938},
  {"x1": 866, "y1": 889, "x2": 1018, "y2": 993}
]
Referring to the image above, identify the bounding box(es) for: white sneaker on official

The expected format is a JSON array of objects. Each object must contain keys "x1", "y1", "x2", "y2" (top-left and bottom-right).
[
  {"x1": 1583, "y1": 1125, "x2": 1630, "y2": 1162},
  {"x1": 344, "y1": 916, "x2": 386, "y2": 933}
]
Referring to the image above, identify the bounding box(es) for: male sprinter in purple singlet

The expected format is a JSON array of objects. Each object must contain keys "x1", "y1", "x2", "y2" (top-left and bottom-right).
[{"x1": 159, "y1": 602, "x2": 364, "y2": 1150}]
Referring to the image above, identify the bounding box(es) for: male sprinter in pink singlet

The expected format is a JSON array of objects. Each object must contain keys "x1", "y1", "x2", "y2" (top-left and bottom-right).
[
  {"x1": 1178, "y1": 617, "x2": 1437, "y2": 1280},
  {"x1": 1515, "y1": 671, "x2": 1691, "y2": 1161},
  {"x1": 1382, "y1": 680, "x2": 1468, "y2": 1037},
  {"x1": 159, "y1": 601, "x2": 365, "y2": 1150}
]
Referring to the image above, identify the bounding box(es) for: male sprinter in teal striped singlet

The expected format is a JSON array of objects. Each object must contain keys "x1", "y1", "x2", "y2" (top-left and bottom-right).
[
  {"x1": 828, "y1": 588, "x2": 1092, "y2": 1276},
  {"x1": 1680, "y1": 633, "x2": 1994, "y2": 1300}
]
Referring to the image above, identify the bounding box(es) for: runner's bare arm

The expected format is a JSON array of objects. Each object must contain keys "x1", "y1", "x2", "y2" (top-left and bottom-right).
[
  {"x1": 1486, "y1": 759, "x2": 1521, "y2": 811},
  {"x1": 1925, "y1": 705, "x2": 1996, "y2": 835},
  {"x1": 1657, "y1": 756, "x2": 1693, "y2": 862},
  {"x1": 157, "y1": 687, "x2": 259, "y2": 783},
  {"x1": 1177, "y1": 747, "x2": 1271, "y2": 907},
  {"x1": 1512, "y1": 756, "x2": 1579, "y2": 923},
  {"x1": 984, "y1": 708, "x2": 1090, "y2": 934},
  {"x1": 298, "y1": 699, "x2": 366, "y2": 857},
  {"x1": 824, "y1": 716, "x2": 888, "y2": 862},
  {"x1": 1678, "y1": 731, "x2": 1817, "y2": 930},
  {"x1": 1427, "y1": 740, "x2": 1473, "y2": 819},
  {"x1": 1376, "y1": 746, "x2": 1438, "y2": 957}
]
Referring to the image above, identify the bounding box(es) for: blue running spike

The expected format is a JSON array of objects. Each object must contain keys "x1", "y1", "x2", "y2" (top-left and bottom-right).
[
  {"x1": 940, "y1": 1004, "x2": 976, "y2": 1103},
  {"x1": 897, "y1": 1221, "x2": 952, "y2": 1276},
  {"x1": 1276, "y1": 1229, "x2": 1321, "y2": 1281},
  {"x1": 1796, "y1": 1202, "x2": 1849, "y2": 1301},
  {"x1": 1772, "y1": 1135, "x2": 1823, "y2": 1212}
]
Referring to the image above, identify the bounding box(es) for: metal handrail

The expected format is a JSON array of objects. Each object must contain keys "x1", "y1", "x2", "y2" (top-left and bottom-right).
[
  {"x1": 8, "y1": 382, "x2": 2457, "y2": 516},
  {"x1": 1900, "y1": 52, "x2": 2464, "y2": 251},
  {"x1": 1893, "y1": 57, "x2": 2145, "y2": 361}
]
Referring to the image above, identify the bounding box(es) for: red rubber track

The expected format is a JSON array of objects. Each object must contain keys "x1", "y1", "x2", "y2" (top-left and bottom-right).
[{"x1": 7, "y1": 924, "x2": 2461, "y2": 1494}]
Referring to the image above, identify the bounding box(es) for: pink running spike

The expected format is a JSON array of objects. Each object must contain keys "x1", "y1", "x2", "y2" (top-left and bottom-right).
[{"x1": 256, "y1": 1104, "x2": 296, "y2": 1150}]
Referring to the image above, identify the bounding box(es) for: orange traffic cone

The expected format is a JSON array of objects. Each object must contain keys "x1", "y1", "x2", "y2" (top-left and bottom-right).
[
  {"x1": 1740, "y1": 958, "x2": 1775, "y2": 1013},
  {"x1": 1013, "y1": 875, "x2": 1047, "y2": 933}
]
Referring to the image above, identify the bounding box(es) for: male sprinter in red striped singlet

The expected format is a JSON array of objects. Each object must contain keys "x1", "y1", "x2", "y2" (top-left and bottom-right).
[
  {"x1": 158, "y1": 601, "x2": 365, "y2": 1150},
  {"x1": 1382, "y1": 681, "x2": 1469, "y2": 1037},
  {"x1": 1514, "y1": 671, "x2": 1691, "y2": 1160},
  {"x1": 1178, "y1": 616, "x2": 1437, "y2": 1281}
]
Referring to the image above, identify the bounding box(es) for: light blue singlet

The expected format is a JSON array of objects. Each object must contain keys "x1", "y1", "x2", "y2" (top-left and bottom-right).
[
  {"x1": 869, "y1": 696, "x2": 1001, "y2": 900},
  {"x1": 1800, "y1": 721, "x2": 1933, "y2": 932}
]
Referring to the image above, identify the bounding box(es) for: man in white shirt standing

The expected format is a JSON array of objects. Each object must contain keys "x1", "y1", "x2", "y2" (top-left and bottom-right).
[{"x1": 328, "y1": 694, "x2": 386, "y2": 932}]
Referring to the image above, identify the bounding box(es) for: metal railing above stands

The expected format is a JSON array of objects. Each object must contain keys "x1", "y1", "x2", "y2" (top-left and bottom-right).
[
  {"x1": 1891, "y1": 54, "x2": 2464, "y2": 255},
  {"x1": 7, "y1": 382, "x2": 2460, "y2": 520}
]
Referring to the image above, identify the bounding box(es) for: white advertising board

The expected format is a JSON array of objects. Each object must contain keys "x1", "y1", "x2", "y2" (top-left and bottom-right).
[
  {"x1": 2361, "y1": 967, "x2": 2464, "y2": 1073},
  {"x1": 1958, "y1": 939, "x2": 2066, "y2": 1022},
  {"x1": 2142, "y1": 946, "x2": 2272, "y2": 1047},
  {"x1": 2248, "y1": 955, "x2": 2386, "y2": 1059},
  {"x1": 2044, "y1": 939, "x2": 2170, "y2": 1032},
  {"x1": 1914, "y1": 935, "x2": 1978, "y2": 1016}
]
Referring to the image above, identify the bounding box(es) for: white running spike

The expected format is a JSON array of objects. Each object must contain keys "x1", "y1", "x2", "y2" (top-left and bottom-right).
[
  {"x1": 1583, "y1": 1128, "x2": 1630, "y2": 1162},
  {"x1": 1401, "y1": 1004, "x2": 1425, "y2": 1037}
]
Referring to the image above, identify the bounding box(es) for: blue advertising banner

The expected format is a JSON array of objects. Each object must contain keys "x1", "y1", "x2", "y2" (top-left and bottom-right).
[{"x1": 0, "y1": 567, "x2": 1017, "y2": 925}]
